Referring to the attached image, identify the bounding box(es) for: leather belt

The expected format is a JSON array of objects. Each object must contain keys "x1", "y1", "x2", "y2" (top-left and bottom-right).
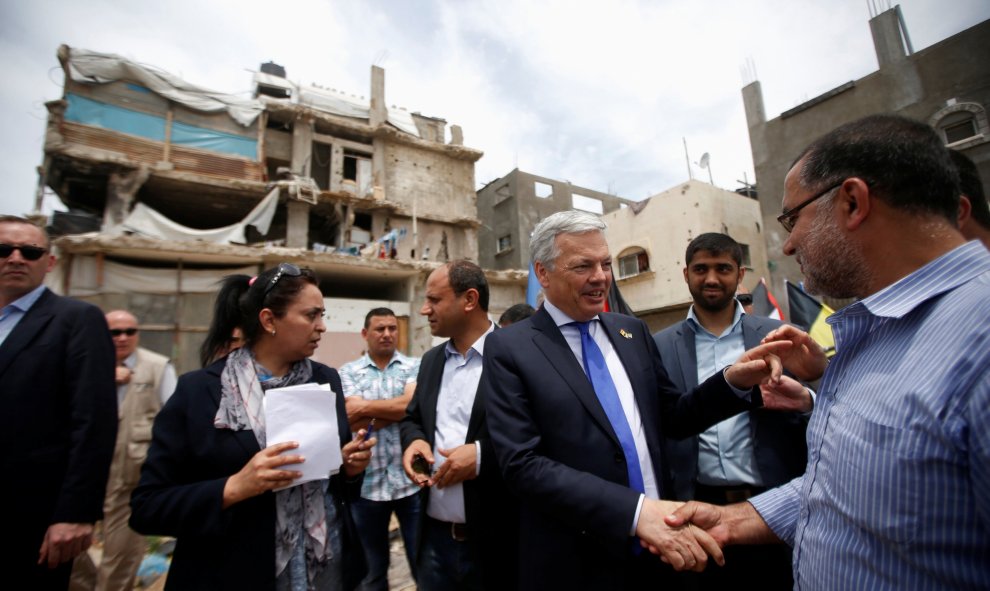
[{"x1": 428, "y1": 517, "x2": 469, "y2": 542}]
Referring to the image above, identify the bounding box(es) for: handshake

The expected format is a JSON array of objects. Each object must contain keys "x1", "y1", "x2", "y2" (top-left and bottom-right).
[{"x1": 636, "y1": 498, "x2": 766, "y2": 572}]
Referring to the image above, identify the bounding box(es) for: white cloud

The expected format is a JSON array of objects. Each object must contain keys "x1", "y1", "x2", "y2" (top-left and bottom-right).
[{"x1": 0, "y1": 0, "x2": 986, "y2": 216}]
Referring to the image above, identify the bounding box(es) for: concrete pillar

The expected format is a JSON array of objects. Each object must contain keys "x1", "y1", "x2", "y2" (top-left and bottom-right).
[
  {"x1": 329, "y1": 145, "x2": 343, "y2": 192},
  {"x1": 291, "y1": 116, "x2": 314, "y2": 178},
  {"x1": 449, "y1": 125, "x2": 464, "y2": 146},
  {"x1": 370, "y1": 66, "x2": 386, "y2": 128},
  {"x1": 870, "y1": 8, "x2": 907, "y2": 69},
  {"x1": 285, "y1": 199, "x2": 310, "y2": 249},
  {"x1": 407, "y1": 275, "x2": 432, "y2": 356},
  {"x1": 741, "y1": 81, "x2": 766, "y2": 129},
  {"x1": 372, "y1": 140, "x2": 386, "y2": 201},
  {"x1": 369, "y1": 67, "x2": 388, "y2": 201}
]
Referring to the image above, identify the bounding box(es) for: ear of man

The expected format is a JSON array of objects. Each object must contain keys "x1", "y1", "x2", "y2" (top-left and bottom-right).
[
  {"x1": 461, "y1": 288, "x2": 480, "y2": 313},
  {"x1": 840, "y1": 177, "x2": 872, "y2": 232}
]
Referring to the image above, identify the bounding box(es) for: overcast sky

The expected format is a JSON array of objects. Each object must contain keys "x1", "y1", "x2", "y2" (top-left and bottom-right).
[{"x1": 1, "y1": 0, "x2": 987, "y2": 217}]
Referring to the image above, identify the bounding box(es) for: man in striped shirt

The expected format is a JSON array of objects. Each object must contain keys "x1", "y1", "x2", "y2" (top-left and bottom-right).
[{"x1": 665, "y1": 114, "x2": 990, "y2": 589}]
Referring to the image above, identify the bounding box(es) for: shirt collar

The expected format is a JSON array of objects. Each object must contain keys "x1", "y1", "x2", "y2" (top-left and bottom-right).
[
  {"x1": 2, "y1": 284, "x2": 47, "y2": 313},
  {"x1": 543, "y1": 298, "x2": 600, "y2": 328},
  {"x1": 359, "y1": 350, "x2": 409, "y2": 370},
  {"x1": 122, "y1": 351, "x2": 138, "y2": 370},
  {"x1": 832, "y1": 241, "x2": 990, "y2": 322},
  {"x1": 685, "y1": 301, "x2": 745, "y2": 337},
  {"x1": 444, "y1": 321, "x2": 496, "y2": 359}
]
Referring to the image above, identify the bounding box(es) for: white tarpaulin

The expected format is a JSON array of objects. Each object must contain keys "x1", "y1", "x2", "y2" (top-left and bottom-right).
[
  {"x1": 60, "y1": 258, "x2": 259, "y2": 295},
  {"x1": 273, "y1": 77, "x2": 420, "y2": 138},
  {"x1": 67, "y1": 47, "x2": 263, "y2": 127},
  {"x1": 122, "y1": 187, "x2": 279, "y2": 244}
]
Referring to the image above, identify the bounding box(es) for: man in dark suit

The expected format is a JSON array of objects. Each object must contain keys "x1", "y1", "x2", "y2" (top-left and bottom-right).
[
  {"x1": 400, "y1": 260, "x2": 516, "y2": 590},
  {"x1": 482, "y1": 211, "x2": 809, "y2": 590},
  {"x1": 0, "y1": 215, "x2": 117, "y2": 589},
  {"x1": 654, "y1": 232, "x2": 810, "y2": 590}
]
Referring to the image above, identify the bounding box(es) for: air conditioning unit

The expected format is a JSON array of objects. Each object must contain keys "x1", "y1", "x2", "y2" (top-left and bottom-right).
[{"x1": 292, "y1": 183, "x2": 318, "y2": 205}]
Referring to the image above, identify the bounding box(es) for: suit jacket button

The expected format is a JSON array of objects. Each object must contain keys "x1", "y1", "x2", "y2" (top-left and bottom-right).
[{"x1": 614, "y1": 452, "x2": 624, "y2": 463}]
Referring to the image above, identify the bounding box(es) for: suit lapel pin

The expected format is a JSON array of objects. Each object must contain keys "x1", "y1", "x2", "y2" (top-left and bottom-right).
[{"x1": 619, "y1": 329, "x2": 633, "y2": 339}]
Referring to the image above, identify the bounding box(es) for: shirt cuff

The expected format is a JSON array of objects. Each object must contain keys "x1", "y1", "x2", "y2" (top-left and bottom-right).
[
  {"x1": 749, "y1": 476, "x2": 803, "y2": 546},
  {"x1": 630, "y1": 494, "x2": 645, "y2": 536},
  {"x1": 804, "y1": 387, "x2": 817, "y2": 416},
  {"x1": 721, "y1": 367, "x2": 753, "y2": 400},
  {"x1": 475, "y1": 440, "x2": 481, "y2": 476}
]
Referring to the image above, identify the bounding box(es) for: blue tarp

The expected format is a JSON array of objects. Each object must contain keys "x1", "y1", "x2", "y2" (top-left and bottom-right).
[
  {"x1": 65, "y1": 93, "x2": 258, "y2": 160},
  {"x1": 65, "y1": 93, "x2": 166, "y2": 141}
]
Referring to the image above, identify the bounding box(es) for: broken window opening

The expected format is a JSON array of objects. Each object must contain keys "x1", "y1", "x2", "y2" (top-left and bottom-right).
[
  {"x1": 347, "y1": 211, "x2": 373, "y2": 246},
  {"x1": 343, "y1": 151, "x2": 372, "y2": 196},
  {"x1": 308, "y1": 203, "x2": 341, "y2": 252},
  {"x1": 534, "y1": 181, "x2": 553, "y2": 199},
  {"x1": 943, "y1": 116, "x2": 978, "y2": 144},
  {"x1": 617, "y1": 247, "x2": 650, "y2": 279},
  {"x1": 311, "y1": 142, "x2": 332, "y2": 190},
  {"x1": 572, "y1": 193, "x2": 603, "y2": 215}
]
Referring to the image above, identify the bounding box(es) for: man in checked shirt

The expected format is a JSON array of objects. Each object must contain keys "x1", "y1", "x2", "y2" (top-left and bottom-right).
[{"x1": 340, "y1": 308, "x2": 421, "y2": 590}]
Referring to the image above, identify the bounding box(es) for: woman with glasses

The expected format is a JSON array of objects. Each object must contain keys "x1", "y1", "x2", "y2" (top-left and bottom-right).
[{"x1": 131, "y1": 263, "x2": 374, "y2": 590}]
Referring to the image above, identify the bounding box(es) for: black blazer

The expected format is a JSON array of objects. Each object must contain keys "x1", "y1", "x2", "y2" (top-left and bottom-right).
[
  {"x1": 482, "y1": 307, "x2": 760, "y2": 590},
  {"x1": 400, "y1": 337, "x2": 518, "y2": 589},
  {"x1": 653, "y1": 314, "x2": 810, "y2": 500},
  {"x1": 0, "y1": 289, "x2": 117, "y2": 582},
  {"x1": 129, "y1": 359, "x2": 365, "y2": 591}
]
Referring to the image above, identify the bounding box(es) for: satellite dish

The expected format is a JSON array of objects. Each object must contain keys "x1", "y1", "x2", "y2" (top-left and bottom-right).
[{"x1": 699, "y1": 153, "x2": 710, "y2": 169}]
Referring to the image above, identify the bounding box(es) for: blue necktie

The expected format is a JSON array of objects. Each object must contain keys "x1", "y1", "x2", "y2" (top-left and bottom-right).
[{"x1": 574, "y1": 321, "x2": 645, "y2": 496}]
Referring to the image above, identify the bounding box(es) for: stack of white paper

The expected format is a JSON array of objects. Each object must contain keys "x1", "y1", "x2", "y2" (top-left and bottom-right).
[{"x1": 263, "y1": 383, "x2": 343, "y2": 490}]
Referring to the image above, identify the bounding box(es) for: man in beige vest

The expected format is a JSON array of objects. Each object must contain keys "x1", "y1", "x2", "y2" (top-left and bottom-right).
[{"x1": 72, "y1": 310, "x2": 176, "y2": 591}]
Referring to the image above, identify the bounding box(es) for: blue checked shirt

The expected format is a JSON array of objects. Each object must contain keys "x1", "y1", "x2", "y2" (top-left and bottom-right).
[
  {"x1": 339, "y1": 351, "x2": 421, "y2": 502},
  {"x1": 750, "y1": 241, "x2": 990, "y2": 590}
]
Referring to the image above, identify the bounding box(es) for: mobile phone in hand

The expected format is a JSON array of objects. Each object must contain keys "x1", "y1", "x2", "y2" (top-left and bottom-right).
[{"x1": 412, "y1": 454, "x2": 431, "y2": 476}]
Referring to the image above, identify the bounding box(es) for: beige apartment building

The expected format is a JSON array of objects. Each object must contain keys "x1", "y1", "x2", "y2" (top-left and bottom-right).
[{"x1": 603, "y1": 179, "x2": 769, "y2": 332}]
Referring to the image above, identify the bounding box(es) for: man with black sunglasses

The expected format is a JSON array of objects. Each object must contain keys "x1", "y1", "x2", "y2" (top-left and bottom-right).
[
  {"x1": 0, "y1": 215, "x2": 117, "y2": 590},
  {"x1": 71, "y1": 309, "x2": 175, "y2": 591}
]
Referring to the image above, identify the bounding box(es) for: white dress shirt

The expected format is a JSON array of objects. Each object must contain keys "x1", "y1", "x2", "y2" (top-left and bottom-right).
[{"x1": 427, "y1": 322, "x2": 494, "y2": 523}]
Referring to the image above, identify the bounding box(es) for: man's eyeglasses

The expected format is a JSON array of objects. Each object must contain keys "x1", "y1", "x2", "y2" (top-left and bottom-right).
[
  {"x1": 777, "y1": 182, "x2": 843, "y2": 233},
  {"x1": 263, "y1": 263, "x2": 303, "y2": 298},
  {"x1": 110, "y1": 328, "x2": 139, "y2": 337},
  {"x1": 0, "y1": 244, "x2": 48, "y2": 261},
  {"x1": 736, "y1": 294, "x2": 753, "y2": 306}
]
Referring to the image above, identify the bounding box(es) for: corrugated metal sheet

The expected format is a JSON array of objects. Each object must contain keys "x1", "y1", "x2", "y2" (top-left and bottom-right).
[{"x1": 60, "y1": 121, "x2": 264, "y2": 182}]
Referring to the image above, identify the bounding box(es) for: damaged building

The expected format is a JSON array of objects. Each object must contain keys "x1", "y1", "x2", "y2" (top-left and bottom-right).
[{"x1": 37, "y1": 45, "x2": 525, "y2": 372}]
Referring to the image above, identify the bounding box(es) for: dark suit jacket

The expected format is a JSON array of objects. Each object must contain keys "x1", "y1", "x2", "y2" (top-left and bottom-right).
[
  {"x1": 482, "y1": 307, "x2": 760, "y2": 590},
  {"x1": 653, "y1": 314, "x2": 809, "y2": 500},
  {"x1": 0, "y1": 288, "x2": 117, "y2": 582},
  {"x1": 129, "y1": 359, "x2": 365, "y2": 591},
  {"x1": 400, "y1": 337, "x2": 517, "y2": 589}
]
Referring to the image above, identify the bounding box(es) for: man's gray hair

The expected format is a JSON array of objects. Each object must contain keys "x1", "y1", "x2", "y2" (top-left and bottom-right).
[{"x1": 530, "y1": 210, "x2": 607, "y2": 270}]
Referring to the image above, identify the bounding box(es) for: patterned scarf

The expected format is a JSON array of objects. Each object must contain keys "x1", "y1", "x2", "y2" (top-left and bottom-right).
[{"x1": 215, "y1": 346, "x2": 333, "y2": 585}]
